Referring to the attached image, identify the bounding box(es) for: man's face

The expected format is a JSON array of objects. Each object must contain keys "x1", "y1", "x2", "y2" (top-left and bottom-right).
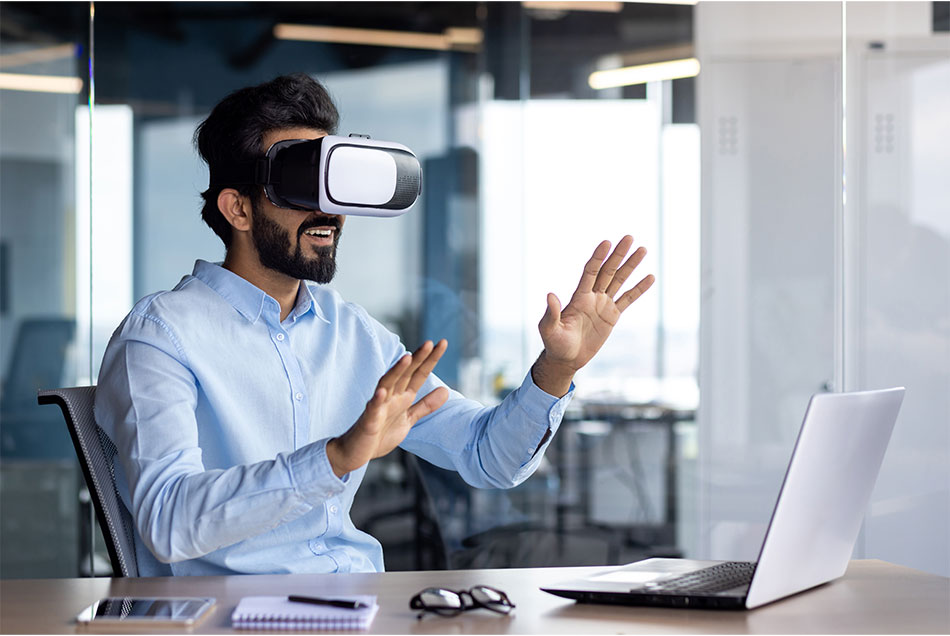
[{"x1": 250, "y1": 127, "x2": 345, "y2": 284}]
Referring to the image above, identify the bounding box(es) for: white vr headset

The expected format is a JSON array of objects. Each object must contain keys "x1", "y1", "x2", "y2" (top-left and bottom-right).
[{"x1": 211, "y1": 134, "x2": 422, "y2": 217}]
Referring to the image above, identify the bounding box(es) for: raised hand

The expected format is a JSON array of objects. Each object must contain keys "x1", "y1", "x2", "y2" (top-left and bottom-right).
[
  {"x1": 326, "y1": 339, "x2": 448, "y2": 477},
  {"x1": 533, "y1": 236, "x2": 655, "y2": 396}
]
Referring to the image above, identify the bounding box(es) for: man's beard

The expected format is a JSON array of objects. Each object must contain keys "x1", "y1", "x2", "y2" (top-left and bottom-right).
[{"x1": 251, "y1": 201, "x2": 341, "y2": 284}]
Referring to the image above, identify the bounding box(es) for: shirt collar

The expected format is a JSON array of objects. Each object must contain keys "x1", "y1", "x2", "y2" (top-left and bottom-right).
[
  {"x1": 191, "y1": 260, "x2": 329, "y2": 325},
  {"x1": 291, "y1": 282, "x2": 331, "y2": 325}
]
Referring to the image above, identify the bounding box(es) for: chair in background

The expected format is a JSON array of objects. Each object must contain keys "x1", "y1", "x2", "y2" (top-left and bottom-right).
[
  {"x1": 1, "y1": 317, "x2": 75, "y2": 458},
  {"x1": 37, "y1": 386, "x2": 139, "y2": 577},
  {"x1": 410, "y1": 455, "x2": 621, "y2": 570}
]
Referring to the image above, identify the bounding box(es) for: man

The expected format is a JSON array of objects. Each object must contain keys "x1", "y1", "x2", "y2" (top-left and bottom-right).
[{"x1": 95, "y1": 74, "x2": 655, "y2": 576}]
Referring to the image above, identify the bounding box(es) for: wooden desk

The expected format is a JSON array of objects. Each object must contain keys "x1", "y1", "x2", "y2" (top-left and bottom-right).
[{"x1": 1, "y1": 560, "x2": 947, "y2": 634}]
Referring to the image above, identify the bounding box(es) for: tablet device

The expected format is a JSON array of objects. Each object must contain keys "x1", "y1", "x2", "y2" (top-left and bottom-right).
[{"x1": 76, "y1": 597, "x2": 215, "y2": 628}]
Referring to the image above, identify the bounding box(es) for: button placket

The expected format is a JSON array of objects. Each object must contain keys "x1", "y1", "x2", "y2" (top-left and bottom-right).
[
  {"x1": 269, "y1": 323, "x2": 308, "y2": 448},
  {"x1": 325, "y1": 498, "x2": 344, "y2": 537}
]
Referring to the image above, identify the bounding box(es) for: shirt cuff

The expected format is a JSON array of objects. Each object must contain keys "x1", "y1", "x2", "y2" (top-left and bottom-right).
[
  {"x1": 286, "y1": 438, "x2": 348, "y2": 505},
  {"x1": 517, "y1": 371, "x2": 575, "y2": 438},
  {"x1": 508, "y1": 371, "x2": 575, "y2": 473}
]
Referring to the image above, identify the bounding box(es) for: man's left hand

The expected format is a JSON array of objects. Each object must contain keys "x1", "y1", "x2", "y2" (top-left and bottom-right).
[{"x1": 532, "y1": 235, "x2": 655, "y2": 397}]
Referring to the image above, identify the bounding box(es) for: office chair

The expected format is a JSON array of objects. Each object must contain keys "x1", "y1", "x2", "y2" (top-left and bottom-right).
[
  {"x1": 1, "y1": 317, "x2": 76, "y2": 458},
  {"x1": 409, "y1": 455, "x2": 621, "y2": 570},
  {"x1": 37, "y1": 386, "x2": 139, "y2": 577}
]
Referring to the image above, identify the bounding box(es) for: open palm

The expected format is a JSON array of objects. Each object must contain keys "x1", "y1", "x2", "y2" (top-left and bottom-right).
[
  {"x1": 327, "y1": 340, "x2": 448, "y2": 477},
  {"x1": 539, "y1": 236, "x2": 655, "y2": 373}
]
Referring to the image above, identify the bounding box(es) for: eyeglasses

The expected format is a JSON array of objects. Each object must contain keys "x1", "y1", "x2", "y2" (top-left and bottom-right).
[{"x1": 409, "y1": 586, "x2": 515, "y2": 618}]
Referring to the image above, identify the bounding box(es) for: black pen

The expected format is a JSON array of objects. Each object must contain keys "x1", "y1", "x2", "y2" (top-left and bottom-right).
[{"x1": 287, "y1": 595, "x2": 368, "y2": 610}]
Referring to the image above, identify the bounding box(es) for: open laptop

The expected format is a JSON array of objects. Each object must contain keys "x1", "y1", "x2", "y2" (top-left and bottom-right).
[{"x1": 542, "y1": 387, "x2": 905, "y2": 610}]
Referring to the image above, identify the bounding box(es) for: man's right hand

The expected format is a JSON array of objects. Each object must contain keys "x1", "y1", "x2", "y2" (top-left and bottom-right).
[{"x1": 326, "y1": 339, "x2": 449, "y2": 478}]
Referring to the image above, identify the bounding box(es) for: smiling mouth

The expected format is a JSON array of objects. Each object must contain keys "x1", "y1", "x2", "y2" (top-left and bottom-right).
[{"x1": 303, "y1": 228, "x2": 334, "y2": 239}]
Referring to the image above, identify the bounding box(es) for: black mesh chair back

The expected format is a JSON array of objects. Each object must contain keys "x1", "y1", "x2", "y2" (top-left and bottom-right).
[{"x1": 37, "y1": 386, "x2": 139, "y2": 577}]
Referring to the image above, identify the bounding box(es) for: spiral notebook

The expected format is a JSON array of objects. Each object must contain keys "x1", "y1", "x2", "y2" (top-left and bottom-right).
[{"x1": 231, "y1": 595, "x2": 378, "y2": 631}]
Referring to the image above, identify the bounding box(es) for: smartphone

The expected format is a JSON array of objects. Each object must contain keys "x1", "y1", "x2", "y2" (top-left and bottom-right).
[{"x1": 76, "y1": 597, "x2": 215, "y2": 628}]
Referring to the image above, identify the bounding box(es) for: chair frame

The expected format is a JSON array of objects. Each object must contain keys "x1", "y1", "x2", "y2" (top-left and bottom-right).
[{"x1": 38, "y1": 386, "x2": 138, "y2": 577}]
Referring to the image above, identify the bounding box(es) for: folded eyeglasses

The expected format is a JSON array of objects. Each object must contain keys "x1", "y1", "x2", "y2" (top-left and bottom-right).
[{"x1": 409, "y1": 586, "x2": 515, "y2": 618}]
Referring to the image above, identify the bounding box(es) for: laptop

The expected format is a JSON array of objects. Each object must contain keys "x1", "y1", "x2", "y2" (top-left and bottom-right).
[{"x1": 541, "y1": 387, "x2": 905, "y2": 610}]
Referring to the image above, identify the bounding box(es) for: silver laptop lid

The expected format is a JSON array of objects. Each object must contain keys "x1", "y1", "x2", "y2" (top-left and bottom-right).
[{"x1": 746, "y1": 387, "x2": 905, "y2": 608}]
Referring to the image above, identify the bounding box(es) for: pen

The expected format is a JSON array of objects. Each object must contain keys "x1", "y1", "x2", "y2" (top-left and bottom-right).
[{"x1": 287, "y1": 595, "x2": 368, "y2": 610}]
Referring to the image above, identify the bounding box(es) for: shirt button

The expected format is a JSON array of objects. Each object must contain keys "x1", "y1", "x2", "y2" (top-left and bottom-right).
[
  {"x1": 329, "y1": 505, "x2": 339, "y2": 514},
  {"x1": 275, "y1": 333, "x2": 285, "y2": 341},
  {"x1": 295, "y1": 392, "x2": 303, "y2": 401}
]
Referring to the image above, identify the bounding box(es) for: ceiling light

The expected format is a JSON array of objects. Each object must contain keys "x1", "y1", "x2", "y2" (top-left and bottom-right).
[
  {"x1": 589, "y1": 58, "x2": 700, "y2": 89},
  {"x1": 274, "y1": 24, "x2": 482, "y2": 52},
  {"x1": 522, "y1": 1, "x2": 623, "y2": 12},
  {"x1": 0, "y1": 72, "x2": 83, "y2": 94},
  {"x1": 0, "y1": 43, "x2": 76, "y2": 69},
  {"x1": 444, "y1": 27, "x2": 483, "y2": 47},
  {"x1": 624, "y1": 0, "x2": 697, "y2": 4}
]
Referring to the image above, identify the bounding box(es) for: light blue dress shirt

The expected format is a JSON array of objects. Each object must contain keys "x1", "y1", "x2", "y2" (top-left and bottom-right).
[{"x1": 95, "y1": 260, "x2": 573, "y2": 576}]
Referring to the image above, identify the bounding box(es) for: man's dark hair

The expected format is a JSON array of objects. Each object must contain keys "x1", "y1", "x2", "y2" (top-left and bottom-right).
[{"x1": 194, "y1": 74, "x2": 340, "y2": 248}]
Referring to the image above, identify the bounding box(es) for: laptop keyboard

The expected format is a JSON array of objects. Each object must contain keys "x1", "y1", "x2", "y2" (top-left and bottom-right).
[{"x1": 645, "y1": 561, "x2": 756, "y2": 594}]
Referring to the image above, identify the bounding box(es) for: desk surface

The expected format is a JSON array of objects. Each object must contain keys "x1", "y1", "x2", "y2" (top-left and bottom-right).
[{"x1": 1, "y1": 560, "x2": 947, "y2": 634}]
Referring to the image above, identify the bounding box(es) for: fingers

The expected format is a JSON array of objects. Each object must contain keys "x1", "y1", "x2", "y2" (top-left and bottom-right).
[
  {"x1": 576, "y1": 240, "x2": 611, "y2": 293},
  {"x1": 407, "y1": 386, "x2": 449, "y2": 423},
  {"x1": 592, "y1": 235, "x2": 634, "y2": 294},
  {"x1": 376, "y1": 353, "x2": 411, "y2": 395},
  {"x1": 605, "y1": 245, "x2": 648, "y2": 298},
  {"x1": 380, "y1": 339, "x2": 447, "y2": 397},
  {"x1": 615, "y1": 274, "x2": 656, "y2": 313},
  {"x1": 394, "y1": 340, "x2": 435, "y2": 395},
  {"x1": 405, "y1": 339, "x2": 448, "y2": 395}
]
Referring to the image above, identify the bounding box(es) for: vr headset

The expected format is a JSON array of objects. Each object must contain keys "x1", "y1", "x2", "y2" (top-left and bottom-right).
[{"x1": 210, "y1": 134, "x2": 422, "y2": 217}]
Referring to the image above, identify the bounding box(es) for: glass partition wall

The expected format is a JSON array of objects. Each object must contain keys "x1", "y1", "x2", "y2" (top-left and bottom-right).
[
  {"x1": 0, "y1": 1, "x2": 946, "y2": 579},
  {"x1": 697, "y1": 1, "x2": 948, "y2": 576},
  {"x1": 0, "y1": 3, "x2": 90, "y2": 577},
  {"x1": 842, "y1": 1, "x2": 949, "y2": 575}
]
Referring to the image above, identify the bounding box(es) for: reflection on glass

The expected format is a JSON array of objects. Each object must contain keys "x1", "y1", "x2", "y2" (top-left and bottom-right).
[
  {"x1": 0, "y1": 6, "x2": 88, "y2": 578},
  {"x1": 850, "y1": 2, "x2": 950, "y2": 576},
  {"x1": 1, "y1": 0, "x2": 815, "y2": 578},
  {"x1": 696, "y1": 1, "x2": 840, "y2": 562}
]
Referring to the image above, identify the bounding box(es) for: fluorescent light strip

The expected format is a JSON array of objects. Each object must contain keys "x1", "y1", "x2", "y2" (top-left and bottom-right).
[
  {"x1": 0, "y1": 72, "x2": 83, "y2": 94},
  {"x1": 589, "y1": 58, "x2": 700, "y2": 89},
  {"x1": 274, "y1": 24, "x2": 482, "y2": 51},
  {"x1": 522, "y1": 1, "x2": 623, "y2": 12},
  {"x1": 625, "y1": 0, "x2": 696, "y2": 5},
  {"x1": 444, "y1": 27, "x2": 483, "y2": 47},
  {"x1": 0, "y1": 43, "x2": 76, "y2": 69}
]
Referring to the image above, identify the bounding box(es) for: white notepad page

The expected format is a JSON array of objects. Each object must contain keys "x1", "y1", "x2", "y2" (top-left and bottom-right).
[{"x1": 232, "y1": 595, "x2": 379, "y2": 631}]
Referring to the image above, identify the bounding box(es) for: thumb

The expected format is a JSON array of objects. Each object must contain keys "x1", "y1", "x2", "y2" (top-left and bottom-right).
[{"x1": 539, "y1": 293, "x2": 562, "y2": 330}]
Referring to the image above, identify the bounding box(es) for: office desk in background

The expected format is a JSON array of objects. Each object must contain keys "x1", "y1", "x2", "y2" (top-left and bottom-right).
[
  {"x1": 1, "y1": 560, "x2": 947, "y2": 634},
  {"x1": 558, "y1": 402, "x2": 696, "y2": 555}
]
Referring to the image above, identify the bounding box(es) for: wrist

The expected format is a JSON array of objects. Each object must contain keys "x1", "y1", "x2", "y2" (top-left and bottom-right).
[
  {"x1": 531, "y1": 351, "x2": 576, "y2": 398},
  {"x1": 325, "y1": 438, "x2": 350, "y2": 479}
]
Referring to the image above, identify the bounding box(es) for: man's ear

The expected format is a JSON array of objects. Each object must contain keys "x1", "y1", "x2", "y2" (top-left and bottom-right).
[{"x1": 217, "y1": 188, "x2": 253, "y2": 233}]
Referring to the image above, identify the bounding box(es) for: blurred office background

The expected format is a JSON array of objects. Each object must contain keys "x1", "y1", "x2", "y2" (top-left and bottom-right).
[{"x1": 0, "y1": 1, "x2": 947, "y2": 579}]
